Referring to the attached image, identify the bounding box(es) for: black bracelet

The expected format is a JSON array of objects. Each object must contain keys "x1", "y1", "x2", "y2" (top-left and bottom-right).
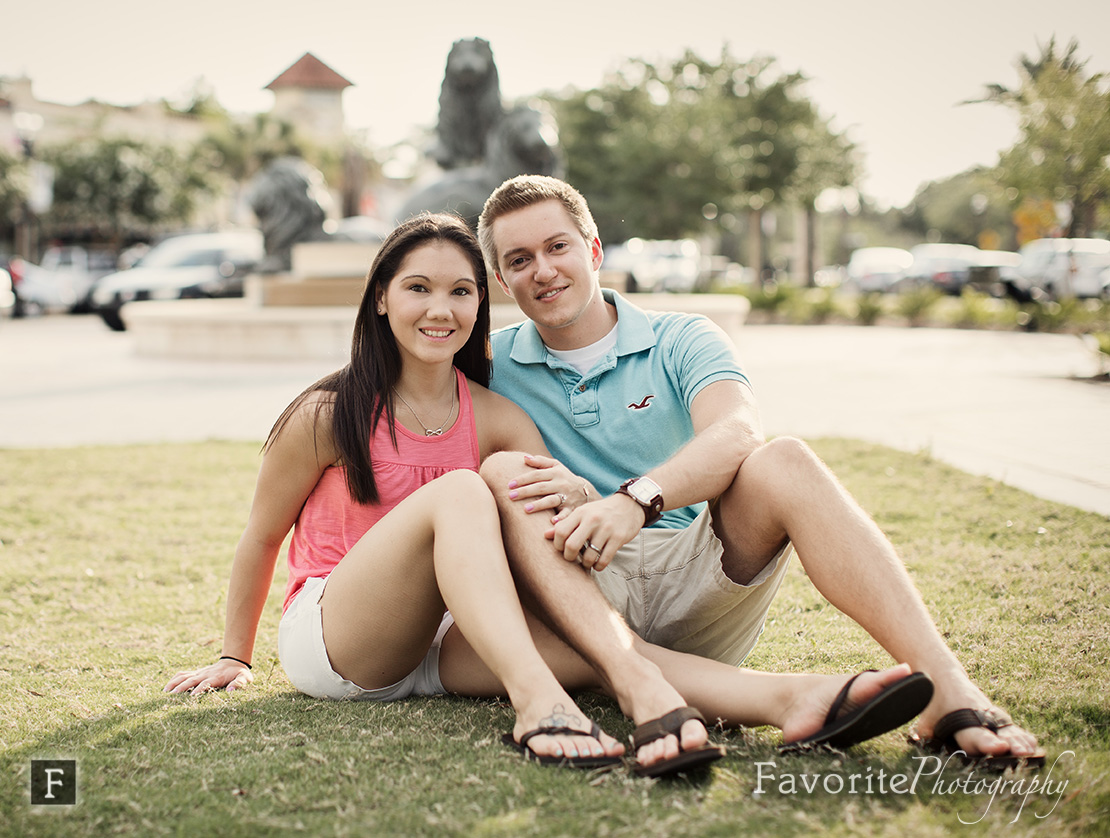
[{"x1": 219, "y1": 655, "x2": 252, "y2": 670}]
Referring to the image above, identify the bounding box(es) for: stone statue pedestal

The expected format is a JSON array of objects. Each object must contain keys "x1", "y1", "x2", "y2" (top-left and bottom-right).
[
  {"x1": 122, "y1": 239, "x2": 748, "y2": 361},
  {"x1": 246, "y1": 240, "x2": 380, "y2": 307}
]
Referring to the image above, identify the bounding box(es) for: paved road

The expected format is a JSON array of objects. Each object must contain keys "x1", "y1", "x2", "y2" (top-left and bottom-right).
[{"x1": 2, "y1": 314, "x2": 1108, "y2": 517}]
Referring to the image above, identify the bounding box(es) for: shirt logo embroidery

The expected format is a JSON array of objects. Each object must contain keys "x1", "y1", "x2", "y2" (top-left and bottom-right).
[{"x1": 628, "y1": 395, "x2": 655, "y2": 410}]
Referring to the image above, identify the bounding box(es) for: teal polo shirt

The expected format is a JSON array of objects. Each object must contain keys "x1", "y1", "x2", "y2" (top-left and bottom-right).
[{"x1": 489, "y1": 290, "x2": 750, "y2": 529}]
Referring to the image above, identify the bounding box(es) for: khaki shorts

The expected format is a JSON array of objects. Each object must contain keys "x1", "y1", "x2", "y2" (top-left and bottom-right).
[
  {"x1": 278, "y1": 575, "x2": 453, "y2": 701},
  {"x1": 593, "y1": 508, "x2": 792, "y2": 667}
]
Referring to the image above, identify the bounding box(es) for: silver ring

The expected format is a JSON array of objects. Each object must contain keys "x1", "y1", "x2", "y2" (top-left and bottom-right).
[
  {"x1": 585, "y1": 541, "x2": 601, "y2": 554},
  {"x1": 557, "y1": 493, "x2": 568, "y2": 506}
]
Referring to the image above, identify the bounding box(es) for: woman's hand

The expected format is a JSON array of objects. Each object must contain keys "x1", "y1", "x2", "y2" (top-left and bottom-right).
[
  {"x1": 544, "y1": 493, "x2": 646, "y2": 572},
  {"x1": 506, "y1": 454, "x2": 592, "y2": 516},
  {"x1": 164, "y1": 659, "x2": 254, "y2": 695}
]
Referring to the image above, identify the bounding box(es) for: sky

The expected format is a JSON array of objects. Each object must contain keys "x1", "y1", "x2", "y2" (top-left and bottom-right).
[{"x1": 4, "y1": 0, "x2": 1109, "y2": 209}]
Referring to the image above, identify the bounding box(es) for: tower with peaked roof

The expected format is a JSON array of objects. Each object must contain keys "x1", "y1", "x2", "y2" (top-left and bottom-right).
[{"x1": 265, "y1": 52, "x2": 353, "y2": 142}]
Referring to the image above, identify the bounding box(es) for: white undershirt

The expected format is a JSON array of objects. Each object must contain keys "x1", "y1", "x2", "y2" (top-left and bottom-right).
[{"x1": 545, "y1": 324, "x2": 619, "y2": 375}]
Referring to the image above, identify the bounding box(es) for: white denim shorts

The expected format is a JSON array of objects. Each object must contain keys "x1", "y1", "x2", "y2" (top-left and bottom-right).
[
  {"x1": 277, "y1": 575, "x2": 454, "y2": 701},
  {"x1": 593, "y1": 508, "x2": 793, "y2": 667}
]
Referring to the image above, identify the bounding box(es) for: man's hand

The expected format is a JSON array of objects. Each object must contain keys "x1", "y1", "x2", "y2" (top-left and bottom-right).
[
  {"x1": 506, "y1": 453, "x2": 592, "y2": 515},
  {"x1": 545, "y1": 493, "x2": 645, "y2": 571}
]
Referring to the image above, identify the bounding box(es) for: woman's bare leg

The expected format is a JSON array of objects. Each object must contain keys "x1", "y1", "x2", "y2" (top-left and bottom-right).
[{"x1": 319, "y1": 469, "x2": 622, "y2": 760}]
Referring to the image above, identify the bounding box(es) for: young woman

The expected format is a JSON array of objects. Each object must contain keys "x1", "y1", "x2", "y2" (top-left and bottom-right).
[{"x1": 165, "y1": 213, "x2": 624, "y2": 767}]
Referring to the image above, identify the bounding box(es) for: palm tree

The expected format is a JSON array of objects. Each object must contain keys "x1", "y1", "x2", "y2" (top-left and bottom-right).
[{"x1": 970, "y1": 38, "x2": 1110, "y2": 238}]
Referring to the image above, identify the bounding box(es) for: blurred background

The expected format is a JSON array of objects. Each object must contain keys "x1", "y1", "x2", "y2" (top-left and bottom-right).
[{"x1": 2, "y1": 0, "x2": 1109, "y2": 328}]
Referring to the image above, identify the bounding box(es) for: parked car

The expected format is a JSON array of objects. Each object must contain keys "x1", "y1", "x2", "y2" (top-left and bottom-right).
[
  {"x1": 1, "y1": 253, "x2": 26, "y2": 316},
  {"x1": 1100, "y1": 264, "x2": 1110, "y2": 300},
  {"x1": 16, "y1": 245, "x2": 118, "y2": 315},
  {"x1": 1013, "y1": 238, "x2": 1110, "y2": 299},
  {"x1": 904, "y1": 243, "x2": 982, "y2": 295},
  {"x1": 0, "y1": 265, "x2": 14, "y2": 318},
  {"x1": 603, "y1": 238, "x2": 706, "y2": 293},
  {"x1": 845, "y1": 247, "x2": 913, "y2": 293},
  {"x1": 91, "y1": 230, "x2": 263, "y2": 331},
  {"x1": 965, "y1": 250, "x2": 1024, "y2": 298}
]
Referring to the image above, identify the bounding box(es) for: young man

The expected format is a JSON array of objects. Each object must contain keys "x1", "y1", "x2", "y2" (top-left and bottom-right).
[{"x1": 476, "y1": 174, "x2": 1043, "y2": 771}]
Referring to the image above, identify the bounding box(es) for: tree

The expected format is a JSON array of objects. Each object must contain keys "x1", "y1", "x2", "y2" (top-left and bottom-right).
[
  {"x1": 40, "y1": 138, "x2": 217, "y2": 245},
  {"x1": 900, "y1": 167, "x2": 1016, "y2": 250},
  {"x1": 0, "y1": 150, "x2": 29, "y2": 233},
  {"x1": 197, "y1": 112, "x2": 310, "y2": 185},
  {"x1": 547, "y1": 48, "x2": 856, "y2": 279},
  {"x1": 548, "y1": 59, "x2": 717, "y2": 244},
  {"x1": 196, "y1": 112, "x2": 379, "y2": 222},
  {"x1": 782, "y1": 108, "x2": 858, "y2": 284},
  {"x1": 971, "y1": 38, "x2": 1110, "y2": 237}
]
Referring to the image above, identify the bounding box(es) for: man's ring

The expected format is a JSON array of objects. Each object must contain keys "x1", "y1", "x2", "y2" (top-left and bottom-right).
[{"x1": 585, "y1": 541, "x2": 601, "y2": 554}]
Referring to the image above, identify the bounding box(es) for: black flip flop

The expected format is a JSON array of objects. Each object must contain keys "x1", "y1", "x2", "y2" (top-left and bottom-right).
[
  {"x1": 502, "y1": 721, "x2": 622, "y2": 769},
  {"x1": 631, "y1": 707, "x2": 726, "y2": 778},
  {"x1": 780, "y1": 670, "x2": 934, "y2": 754},
  {"x1": 908, "y1": 707, "x2": 1046, "y2": 771}
]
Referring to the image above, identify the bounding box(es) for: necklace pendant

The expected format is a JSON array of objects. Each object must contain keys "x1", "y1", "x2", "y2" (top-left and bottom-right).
[{"x1": 425, "y1": 428, "x2": 444, "y2": 436}]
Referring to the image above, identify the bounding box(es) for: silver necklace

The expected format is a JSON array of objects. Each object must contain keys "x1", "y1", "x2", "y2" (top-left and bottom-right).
[{"x1": 393, "y1": 384, "x2": 457, "y2": 436}]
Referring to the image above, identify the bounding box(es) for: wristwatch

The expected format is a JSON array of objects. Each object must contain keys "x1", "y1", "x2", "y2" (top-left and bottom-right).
[{"x1": 617, "y1": 477, "x2": 664, "y2": 527}]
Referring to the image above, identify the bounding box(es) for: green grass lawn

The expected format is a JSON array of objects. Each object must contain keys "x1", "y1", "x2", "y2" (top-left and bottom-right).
[{"x1": 1, "y1": 440, "x2": 1107, "y2": 837}]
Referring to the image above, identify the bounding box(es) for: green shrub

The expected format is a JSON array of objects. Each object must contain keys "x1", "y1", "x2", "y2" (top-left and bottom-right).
[
  {"x1": 894, "y1": 284, "x2": 943, "y2": 326},
  {"x1": 743, "y1": 282, "x2": 797, "y2": 319},
  {"x1": 786, "y1": 287, "x2": 840, "y2": 324},
  {"x1": 953, "y1": 288, "x2": 1005, "y2": 329}
]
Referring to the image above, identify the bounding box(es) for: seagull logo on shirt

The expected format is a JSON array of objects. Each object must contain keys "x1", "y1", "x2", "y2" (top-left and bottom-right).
[{"x1": 628, "y1": 395, "x2": 655, "y2": 410}]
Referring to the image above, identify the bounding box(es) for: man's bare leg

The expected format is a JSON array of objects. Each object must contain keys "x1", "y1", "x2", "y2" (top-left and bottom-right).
[
  {"x1": 440, "y1": 610, "x2": 927, "y2": 748},
  {"x1": 712, "y1": 436, "x2": 1040, "y2": 759}
]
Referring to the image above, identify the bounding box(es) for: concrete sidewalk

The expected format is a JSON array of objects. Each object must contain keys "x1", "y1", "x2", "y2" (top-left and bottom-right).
[
  {"x1": 2, "y1": 314, "x2": 1108, "y2": 517},
  {"x1": 734, "y1": 325, "x2": 1109, "y2": 517}
]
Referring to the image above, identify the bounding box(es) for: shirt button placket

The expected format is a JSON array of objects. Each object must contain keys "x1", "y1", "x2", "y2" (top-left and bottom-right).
[{"x1": 570, "y1": 378, "x2": 599, "y2": 427}]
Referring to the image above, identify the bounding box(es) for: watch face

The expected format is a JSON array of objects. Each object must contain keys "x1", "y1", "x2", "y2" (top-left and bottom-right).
[{"x1": 628, "y1": 477, "x2": 662, "y2": 504}]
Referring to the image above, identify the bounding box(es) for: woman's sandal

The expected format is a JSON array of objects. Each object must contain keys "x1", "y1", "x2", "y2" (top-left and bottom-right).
[{"x1": 502, "y1": 721, "x2": 623, "y2": 769}]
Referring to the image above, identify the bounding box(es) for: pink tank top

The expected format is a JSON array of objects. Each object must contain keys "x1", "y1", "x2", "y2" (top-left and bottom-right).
[{"x1": 283, "y1": 367, "x2": 481, "y2": 611}]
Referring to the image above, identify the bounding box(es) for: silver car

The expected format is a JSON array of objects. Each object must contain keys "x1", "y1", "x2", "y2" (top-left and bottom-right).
[{"x1": 91, "y1": 230, "x2": 263, "y2": 330}]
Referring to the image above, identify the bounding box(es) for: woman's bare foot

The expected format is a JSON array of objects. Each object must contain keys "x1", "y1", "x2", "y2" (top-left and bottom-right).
[{"x1": 510, "y1": 698, "x2": 624, "y2": 761}]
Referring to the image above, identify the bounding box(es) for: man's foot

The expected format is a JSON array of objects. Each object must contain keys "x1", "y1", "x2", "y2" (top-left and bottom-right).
[
  {"x1": 780, "y1": 664, "x2": 927, "y2": 747},
  {"x1": 781, "y1": 666, "x2": 933, "y2": 753},
  {"x1": 507, "y1": 701, "x2": 624, "y2": 765},
  {"x1": 606, "y1": 657, "x2": 720, "y2": 772},
  {"x1": 630, "y1": 707, "x2": 725, "y2": 777},
  {"x1": 911, "y1": 674, "x2": 1042, "y2": 766}
]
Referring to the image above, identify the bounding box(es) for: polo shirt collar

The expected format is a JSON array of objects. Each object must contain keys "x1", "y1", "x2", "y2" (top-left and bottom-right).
[{"x1": 506, "y1": 288, "x2": 657, "y2": 366}]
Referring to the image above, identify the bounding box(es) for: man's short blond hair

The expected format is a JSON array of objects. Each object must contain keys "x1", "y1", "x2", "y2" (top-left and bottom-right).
[{"x1": 477, "y1": 175, "x2": 599, "y2": 276}]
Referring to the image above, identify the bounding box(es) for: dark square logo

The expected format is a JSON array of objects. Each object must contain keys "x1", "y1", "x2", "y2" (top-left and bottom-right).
[{"x1": 31, "y1": 760, "x2": 77, "y2": 805}]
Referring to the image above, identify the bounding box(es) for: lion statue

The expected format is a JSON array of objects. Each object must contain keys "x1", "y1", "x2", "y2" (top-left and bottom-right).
[
  {"x1": 486, "y1": 102, "x2": 564, "y2": 183},
  {"x1": 247, "y1": 157, "x2": 333, "y2": 272},
  {"x1": 429, "y1": 38, "x2": 504, "y2": 171},
  {"x1": 398, "y1": 102, "x2": 565, "y2": 230}
]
